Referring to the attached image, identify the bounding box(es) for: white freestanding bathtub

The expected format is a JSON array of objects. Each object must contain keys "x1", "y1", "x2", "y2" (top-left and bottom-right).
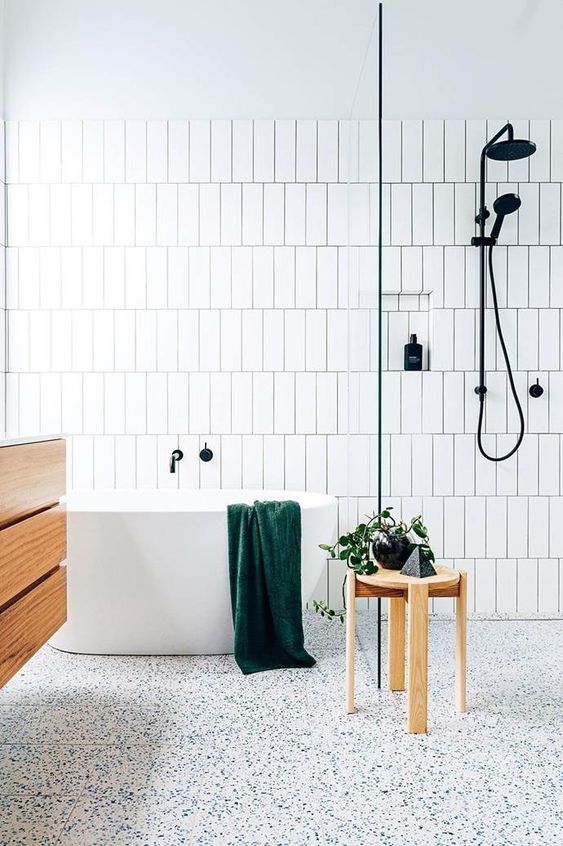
[{"x1": 50, "y1": 489, "x2": 337, "y2": 655}]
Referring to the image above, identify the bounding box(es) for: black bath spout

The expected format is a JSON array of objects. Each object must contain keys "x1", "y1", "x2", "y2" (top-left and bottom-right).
[{"x1": 170, "y1": 449, "x2": 184, "y2": 473}]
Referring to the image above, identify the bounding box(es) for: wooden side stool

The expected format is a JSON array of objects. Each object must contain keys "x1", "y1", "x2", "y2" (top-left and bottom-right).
[{"x1": 345, "y1": 564, "x2": 467, "y2": 733}]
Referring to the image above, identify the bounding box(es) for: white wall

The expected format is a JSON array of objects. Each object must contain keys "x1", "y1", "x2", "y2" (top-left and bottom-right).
[
  {"x1": 4, "y1": 1, "x2": 563, "y2": 120},
  {"x1": 4, "y1": 116, "x2": 563, "y2": 617}
]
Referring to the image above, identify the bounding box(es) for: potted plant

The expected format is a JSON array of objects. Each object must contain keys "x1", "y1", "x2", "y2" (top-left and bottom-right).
[{"x1": 313, "y1": 507, "x2": 434, "y2": 621}]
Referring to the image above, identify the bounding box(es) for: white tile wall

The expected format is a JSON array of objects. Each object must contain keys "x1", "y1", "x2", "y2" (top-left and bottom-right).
[{"x1": 4, "y1": 118, "x2": 563, "y2": 616}]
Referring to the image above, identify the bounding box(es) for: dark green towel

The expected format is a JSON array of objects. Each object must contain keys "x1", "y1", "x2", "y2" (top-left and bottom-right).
[{"x1": 227, "y1": 500, "x2": 316, "y2": 675}]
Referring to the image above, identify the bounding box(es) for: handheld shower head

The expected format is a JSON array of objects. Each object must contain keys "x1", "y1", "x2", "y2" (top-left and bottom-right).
[{"x1": 490, "y1": 192, "x2": 521, "y2": 241}]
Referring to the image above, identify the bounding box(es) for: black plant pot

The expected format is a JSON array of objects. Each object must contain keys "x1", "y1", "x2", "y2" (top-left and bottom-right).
[{"x1": 372, "y1": 532, "x2": 411, "y2": 570}]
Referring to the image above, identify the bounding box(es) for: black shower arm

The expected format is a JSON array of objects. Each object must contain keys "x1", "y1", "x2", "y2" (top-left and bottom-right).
[{"x1": 478, "y1": 123, "x2": 514, "y2": 220}]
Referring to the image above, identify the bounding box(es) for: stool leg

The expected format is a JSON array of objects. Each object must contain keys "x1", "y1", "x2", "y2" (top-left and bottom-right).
[
  {"x1": 456, "y1": 570, "x2": 467, "y2": 713},
  {"x1": 388, "y1": 596, "x2": 406, "y2": 691},
  {"x1": 407, "y1": 582, "x2": 428, "y2": 734},
  {"x1": 345, "y1": 570, "x2": 356, "y2": 714}
]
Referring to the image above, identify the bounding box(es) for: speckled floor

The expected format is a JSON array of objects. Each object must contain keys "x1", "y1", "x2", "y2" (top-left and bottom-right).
[{"x1": 0, "y1": 615, "x2": 561, "y2": 846}]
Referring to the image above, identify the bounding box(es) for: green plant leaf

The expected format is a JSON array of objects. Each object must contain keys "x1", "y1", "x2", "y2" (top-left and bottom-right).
[{"x1": 319, "y1": 543, "x2": 332, "y2": 551}]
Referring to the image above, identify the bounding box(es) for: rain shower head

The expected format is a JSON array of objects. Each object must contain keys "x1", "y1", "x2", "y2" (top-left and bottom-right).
[
  {"x1": 490, "y1": 192, "x2": 521, "y2": 241},
  {"x1": 486, "y1": 138, "x2": 536, "y2": 161}
]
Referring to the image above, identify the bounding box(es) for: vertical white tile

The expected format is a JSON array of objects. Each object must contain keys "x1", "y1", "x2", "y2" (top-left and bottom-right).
[
  {"x1": 125, "y1": 120, "x2": 146, "y2": 183},
  {"x1": 135, "y1": 184, "x2": 157, "y2": 245},
  {"x1": 382, "y1": 120, "x2": 401, "y2": 182},
  {"x1": 189, "y1": 373, "x2": 210, "y2": 433},
  {"x1": 70, "y1": 185, "x2": 93, "y2": 246},
  {"x1": 465, "y1": 497, "x2": 486, "y2": 558},
  {"x1": 285, "y1": 184, "x2": 306, "y2": 246},
  {"x1": 517, "y1": 559, "x2": 538, "y2": 613},
  {"x1": 390, "y1": 184, "x2": 412, "y2": 246},
  {"x1": 157, "y1": 311, "x2": 178, "y2": 372},
  {"x1": 231, "y1": 373, "x2": 253, "y2": 434},
  {"x1": 199, "y1": 184, "x2": 220, "y2": 246},
  {"x1": 253, "y1": 247, "x2": 274, "y2": 309},
  {"x1": 40, "y1": 120, "x2": 61, "y2": 183},
  {"x1": 443, "y1": 497, "x2": 465, "y2": 558},
  {"x1": 422, "y1": 120, "x2": 444, "y2": 182},
  {"x1": 104, "y1": 373, "x2": 125, "y2": 434},
  {"x1": 275, "y1": 120, "x2": 296, "y2": 182},
  {"x1": 538, "y1": 434, "x2": 559, "y2": 495},
  {"x1": 189, "y1": 120, "x2": 211, "y2": 182},
  {"x1": 92, "y1": 185, "x2": 114, "y2": 246},
  {"x1": 114, "y1": 436, "x2": 135, "y2": 488},
  {"x1": 146, "y1": 120, "x2": 168, "y2": 183},
  {"x1": 401, "y1": 120, "x2": 422, "y2": 182},
  {"x1": 528, "y1": 497, "x2": 549, "y2": 558},
  {"x1": 168, "y1": 120, "x2": 189, "y2": 183},
  {"x1": 104, "y1": 120, "x2": 125, "y2": 183},
  {"x1": 231, "y1": 248, "x2": 253, "y2": 308},
  {"x1": 485, "y1": 496, "x2": 508, "y2": 558},
  {"x1": 178, "y1": 185, "x2": 199, "y2": 246},
  {"x1": 113, "y1": 184, "x2": 135, "y2": 246},
  {"x1": 430, "y1": 309, "x2": 454, "y2": 371},
  {"x1": 61, "y1": 121, "x2": 82, "y2": 183},
  {"x1": 296, "y1": 120, "x2": 317, "y2": 182},
  {"x1": 189, "y1": 247, "x2": 210, "y2": 309},
  {"x1": 167, "y1": 373, "x2": 189, "y2": 434},
  {"x1": 517, "y1": 308, "x2": 538, "y2": 370},
  {"x1": 209, "y1": 372, "x2": 231, "y2": 434},
  {"x1": 209, "y1": 252, "x2": 231, "y2": 309},
  {"x1": 539, "y1": 183, "x2": 560, "y2": 245},
  {"x1": 432, "y1": 434, "x2": 453, "y2": 495},
  {"x1": 528, "y1": 246, "x2": 550, "y2": 308},
  {"x1": 474, "y1": 558, "x2": 495, "y2": 614},
  {"x1": 220, "y1": 184, "x2": 242, "y2": 247},
  {"x1": 517, "y1": 434, "x2": 539, "y2": 495},
  {"x1": 82, "y1": 120, "x2": 104, "y2": 183},
  {"x1": 252, "y1": 373, "x2": 274, "y2": 433},
  {"x1": 306, "y1": 184, "x2": 327, "y2": 246},
  {"x1": 454, "y1": 183, "x2": 476, "y2": 246},
  {"x1": 242, "y1": 184, "x2": 263, "y2": 246},
  {"x1": 253, "y1": 120, "x2": 274, "y2": 182},
  {"x1": 538, "y1": 558, "x2": 559, "y2": 614},
  {"x1": 263, "y1": 185, "x2": 284, "y2": 246},
  {"x1": 412, "y1": 184, "x2": 433, "y2": 246},
  {"x1": 454, "y1": 310, "x2": 475, "y2": 371},
  {"x1": 125, "y1": 374, "x2": 147, "y2": 434},
  {"x1": 422, "y1": 372, "x2": 443, "y2": 434},
  {"x1": 517, "y1": 183, "x2": 539, "y2": 245},
  {"x1": 317, "y1": 120, "x2": 338, "y2": 183},
  {"x1": 211, "y1": 120, "x2": 232, "y2": 183},
  {"x1": 263, "y1": 310, "x2": 284, "y2": 372},
  {"x1": 433, "y1": 184, "x2": 455, "y2": 245},
  {"x1": 18, "y1": 121, "x2": 40, "y2": 184},
  {"x1": 551, "y1": 120, "x2": 563, "y2": 180},
  {"x1": 338, "y1": 121, "x2": 359, "y2": 183},
  {"x1": 443, "y1": 120, "x2": 465, "y2": 182},
  {"x1": 135, "y1": 311, "x2": 157, "y2": 373},
  {"x1": 359, "y1": 120, "x2": 377, "y2": 183},
  {"x1": 232, "y1": 120, "x2": 253, "y2": 183},
  {"x1": 529, "y1": 119, "x2": 550, "y2": 182}
]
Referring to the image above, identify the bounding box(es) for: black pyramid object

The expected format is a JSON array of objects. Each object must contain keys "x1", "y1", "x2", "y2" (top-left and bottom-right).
[{"x1": 400, "y1": 546, "x2": 437, "y2": 579}]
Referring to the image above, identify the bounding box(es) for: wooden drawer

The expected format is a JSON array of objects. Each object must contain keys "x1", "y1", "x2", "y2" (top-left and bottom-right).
[
  {"x1": 0, "y1": 566, "x2": 67, "y2": 688},
  {"x1": 0, "y1": 439, "x2": 66, "y2": 530},
  {"x1": 0, "y1": 505, "x2": 66, "y2": 607}
]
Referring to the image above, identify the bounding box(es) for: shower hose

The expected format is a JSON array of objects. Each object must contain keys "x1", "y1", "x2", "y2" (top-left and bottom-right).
[{"x1": 476, "y1": 244, "x2": 525, "y2": 462}]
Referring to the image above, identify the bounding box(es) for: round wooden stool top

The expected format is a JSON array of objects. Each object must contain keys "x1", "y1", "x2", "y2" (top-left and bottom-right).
[{"x1": 356, "y1": 562, "x2": 460, "y2": 592}]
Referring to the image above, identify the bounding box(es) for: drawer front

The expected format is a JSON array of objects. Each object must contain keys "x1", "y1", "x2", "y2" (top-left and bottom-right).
[
  {"x1": 0, "y1": 505, "x2": 66, "y2": 608},
  {"x1": 0, "y1": 439, "x2": 66, "y2": 530},
  {"x1": 0, "y1": 566, "x2": 67, "y2": 688}
]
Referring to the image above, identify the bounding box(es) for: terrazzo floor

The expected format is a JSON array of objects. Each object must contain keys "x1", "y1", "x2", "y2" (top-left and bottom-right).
[{"x1": 0, "y1": 615, "x2": 561, "y2": 846}]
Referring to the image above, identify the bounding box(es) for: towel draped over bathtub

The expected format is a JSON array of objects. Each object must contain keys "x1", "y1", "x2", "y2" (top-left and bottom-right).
[{"x1": 227, "y1": 500, "x2": 316, "y2": 674}]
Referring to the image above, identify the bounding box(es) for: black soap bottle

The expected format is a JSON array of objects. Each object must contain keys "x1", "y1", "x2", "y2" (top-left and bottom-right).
[{"x1": 404, "y1": 334, "x2": 422, "y2": 371}]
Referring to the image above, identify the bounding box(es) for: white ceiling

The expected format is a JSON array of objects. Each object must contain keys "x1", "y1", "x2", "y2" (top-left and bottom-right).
[{"x1": 3, "y1": 0, "x2": 563, "y2": 119}]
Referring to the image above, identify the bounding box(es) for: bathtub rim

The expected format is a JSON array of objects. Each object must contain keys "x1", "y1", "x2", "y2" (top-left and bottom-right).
[{"x1": 62, "y1": 488, "x2": 338, "y2": 514}]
